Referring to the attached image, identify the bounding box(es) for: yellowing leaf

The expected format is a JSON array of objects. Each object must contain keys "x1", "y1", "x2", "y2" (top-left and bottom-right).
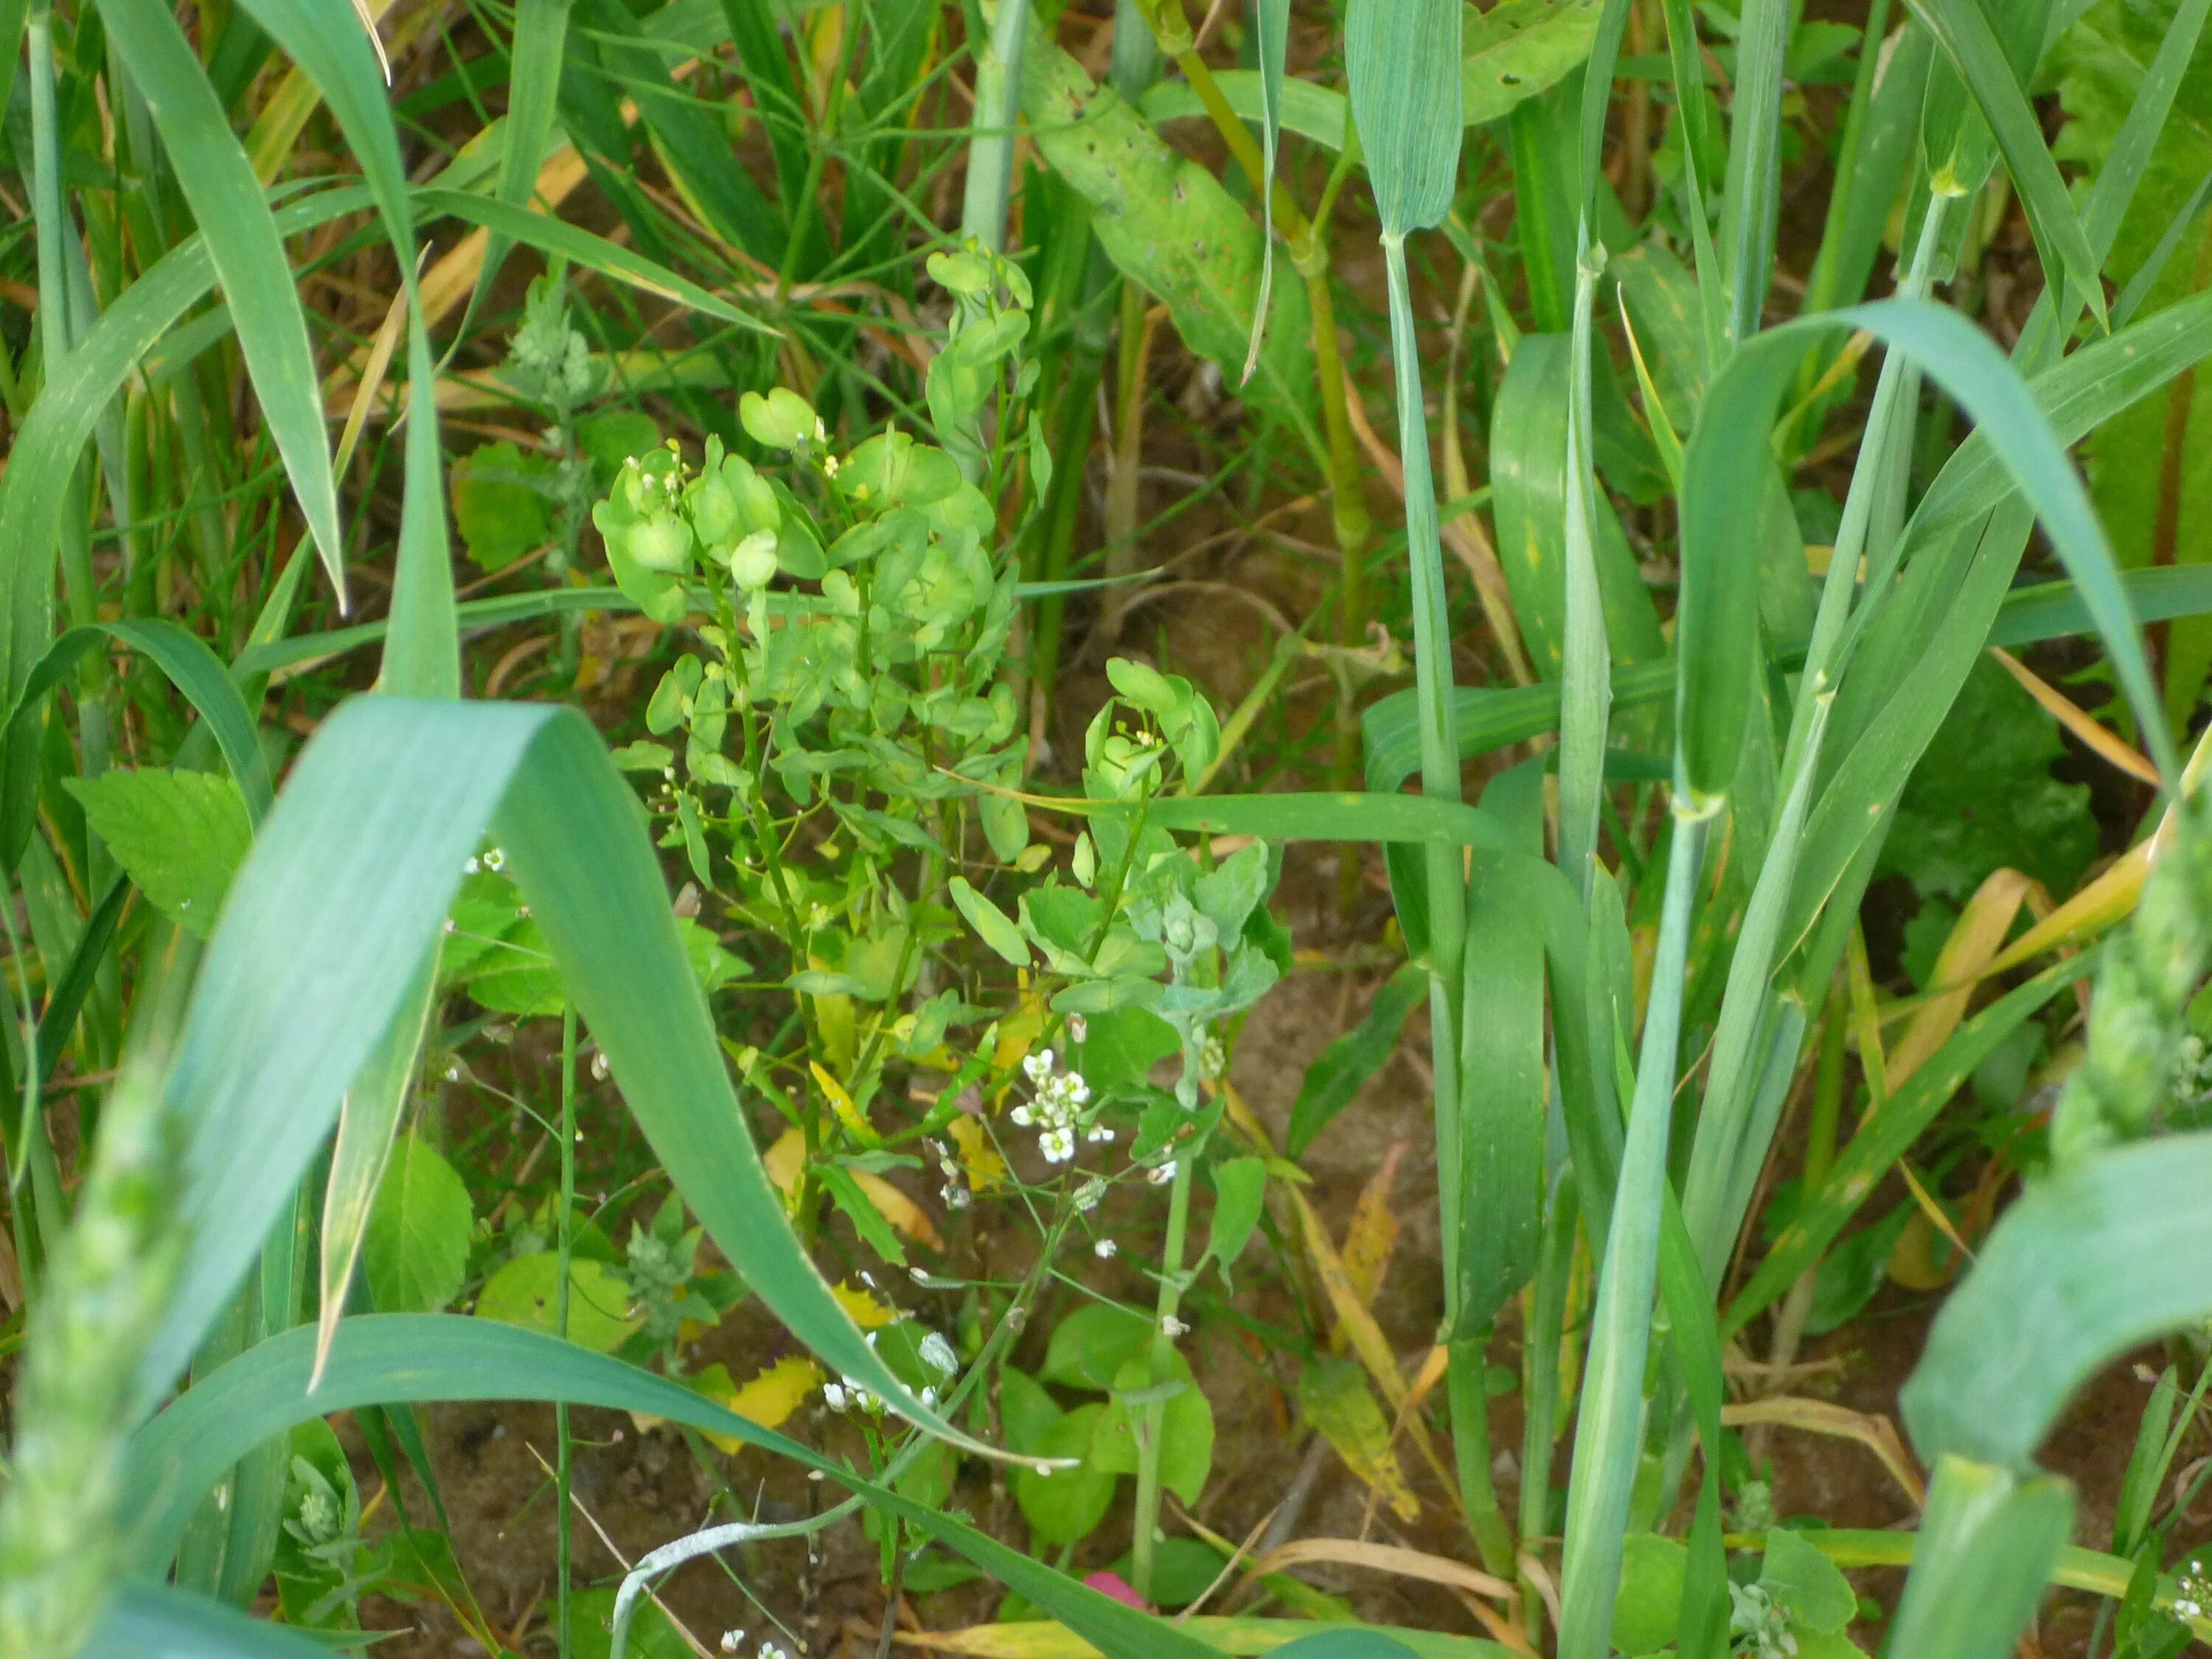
[
  {"x1": 852, "y1": 1166, "x2": 944, "y2": 1251},
  {"x1": 763, "y1": 1127, "x2": 804, "y2": 1206},
  {"x1": 810, "y1": 1060, "x2": 881, "y2": 1146},
  {"x1": 1298, "y1": 1357, "x2": 1420, "y2": 1522},
  {"x1": 698, "y1": 1357, "x2": 824, "y2": 1450},
  {"x1": 1340, "y1": 1141, "x2": 1407, "y2": 1309},
  {"x1": 947, "y1": 1115, "x2": 1008, "y2": 1193},
  {"x1": 991, "y1": 992, "x2": 1047, "y2": 1081},
  {"x1": 834, "y1": 1280, "x2": 900, "y2": 1330}
]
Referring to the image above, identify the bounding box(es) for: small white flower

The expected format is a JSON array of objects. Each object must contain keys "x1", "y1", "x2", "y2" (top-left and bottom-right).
[
  {"x1": 1200, "y1": 1035, "x2": 1226, "y2": 1082},
  {"x1": 1009, "y1": 1104, "x2": 1034, "y2": 1127},
  {"x1": 1147, "y1": 1160, "x2": 1178, "y2": 1186},
  {"x1": 463, "y1": 855, "x2": 480, "y2": 874},
  {"x1": 941, "y1": 1181, "x2": 972, "y2": 1211},
  {"x1": 823, "y1": 1382, "x2": 849, "y2": 1412},
  {"x1": 919, "y1": 1385, "x2": 939, "y2": 1408},
  {"x1": 1086, "y1": 1124, "x2": 1116, "y2": 1143},
  {"x1": 442, "y1": 917, "x2": 457, "y2": 934},
  {"x1": 1040, "y1": 1127, "x2": 1077, "y2": 1164},
  {"x1": 813, "y1": 417, "x2": 829, "y2": 444},
  {"x1": 2178, "y1": 1598, "x2": 2202, "y2": 1621},
  {"x1": 591, "y1": 1051, "x2": 611, "y2": 1081},
  {"x1": 484, "y1": 847, "x2": 506, "y2": 872},
  {"x1": 720, "y1": 1632, "x2": 745, "y2": 1655},
  {"x1": 821, "y1": 453, "x2": 841, "y2": 479},
  {"x1": 1023, "y1": 1049, "x2": 1054, "y2": 1085},
  {"x1": 919, "y1": 1331, "x2": 959, "y2": 1375},
  {"x1": 1094, "y1": 1239, "x2": 1117, "y2": 1259},
  {"x1": 1068, "y1": 1013, "x2": 1088, "y2": 1043},
  {"x1": 1161, "y1": 1315, "x2": 1188, "y2": 1338}
]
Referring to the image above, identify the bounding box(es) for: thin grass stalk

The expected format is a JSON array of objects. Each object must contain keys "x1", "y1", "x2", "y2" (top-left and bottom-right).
[
  {"x1": 1556, "y1": 793, "x2": 1711, "y2": 1659},
  {"x1": 557, "y1": 1004, "x2": 579, "y2": 1659},
  {"x1": 1557, "y1": 232, "x2": 1613, "y2": 897},
  {"x1": 1130, "y1": 1101, "x2": 1199, "y2": 1604}
]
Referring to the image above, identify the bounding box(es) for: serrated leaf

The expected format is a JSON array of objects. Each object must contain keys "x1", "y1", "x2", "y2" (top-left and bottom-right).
[
  {"x1": 64, "y1": 770, "x2": 252, "y2": 940},
  {"x1": 450, "y1": 440, "x2": 556, "y2": 572}
]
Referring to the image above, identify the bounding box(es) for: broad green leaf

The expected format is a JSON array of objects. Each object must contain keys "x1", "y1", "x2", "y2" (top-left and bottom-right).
[
  {"x1": 120, "y1": 1316, "x2": 1232, "y2": 1658},
  {"x1": 1206, "y1": 1157, "x2": 1267, "y2": 1288},
  {"x1": 452, "y1": 442, "x2": 557, "y2": 571},
  {"x1": 63, "y1": 771, "x2": 251, "y2": 942},
  {"x1": 1464, "y1": 0, "x2": 1603, "y2": 125},
  {"x1": 1612, "y1": 1534, "x2": 1687, "y2": 1655},
  {"x1": 1287, "y1": 964, "x2": 1426, "y2": 1158},
  {"x1": 364, "y1": 1135, "x2": 473, "y2": 1315},
  {"x1": 1346, "y1": 0, "x2": 1464, "y2": 234},
  {"x1": 1020, "y1": 31, "x2": 1320, "y2": 454},
  {"x1": 1762, "y1": 1528, "x2": 1858, "y2": 1634},
  {"x1": 91, "y1": 0, "x2": 344, "y2": 597},
  {"x1": 949, "y1": 875, "x2": 1029, "y2": 967},
  {"x1": 1041, "y1": 1302, "x2": 1154, "y2": 1391},
  {"x1": 476, "y1": 1253, "x2": 641, "y2": 1354},
  {"x1": 1880, "y1": 1458, "x2": 2074, "y2": 1659},
  {"x1": 1012, "y1": 1404, "x2": 1116, "y2": 1547},
  {"x1": 1090, "y1": 1354, "x2": 1214, "y2": 1505},
  {"x1": 125, "y1": 698, "x2": 1001, "y2": 1460}
]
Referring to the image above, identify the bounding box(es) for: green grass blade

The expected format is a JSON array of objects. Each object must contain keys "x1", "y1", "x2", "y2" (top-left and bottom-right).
[
  {"x1": 1724, "y1": 950, "x2": 2098, "y2": 1337},
  {"x1": 1452, "y1": 850, "x2": 1545, "y2": 1332},
  {"x1": 961, "y1": 0, "x2": 1029, "y2": 254},
  {"x1": 91, "y1": 0, "x2": 345, "y2": 600},
  {"x1": 124, "y1": 1315, "x2": 1251, "y2": 1659},
  {"x1": 479, "y1": 0, "x2": 574, "y2": 307},
  {"x1": 1556, "y1": 807, "x2": 1708, "y2": 1659},
  {"x1": 1902, "y1": 1130, "x2": 2212, "y2": 1468},
  {"x1": 129, "y1": 698, "x2": 995, "y2": 1458},
  {"x1": 1992, "y1": 566, "x2": 2212, "y2": 647},
  {"x1": 1880, "y1": 1458, "x2": 2074, "y2": 1659},
  {"x1": 1907, "y1": 0, "x2": 2110, "y2": 330},
  {"x1": 1701, "y1": 299, "x2": 2178, "y2": 782},
  {"x1": 1559, "y1": 248, "x2": 1615, "y2": 891},
  {"x1": 1678, "y1": 695, "x2": 1830, "y2": 1279},
  {"x1": 1717, "y1": 0, "x2": 1790, "y2": 347},
  {"x1": 1240, "y1": 0, "x2": 1290, "y2": 383},
  {"x1": 313, "y1": 964, "x2": 437, "y2": 1385},
  {"x1": 1346, "y1": 0, "x2": 1463, "y2": 236},
  {"x1": 379, "y1": 321, "x2": 459, "y2": 698},
  {"x1": 85, "y1": 1583, "x2": 335, "y2": 1658},
  {"x1": 1139, "y1": 790, "x2": 1511, "y2": 852},
  {"x1": 1916, "y1": 286, "x2": 2212, "y2": 538}
]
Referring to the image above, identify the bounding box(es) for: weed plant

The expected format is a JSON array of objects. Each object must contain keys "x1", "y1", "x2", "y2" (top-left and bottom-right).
[{"x1": 4, "y1": 1, "x2": 2212, "y2": 1658}]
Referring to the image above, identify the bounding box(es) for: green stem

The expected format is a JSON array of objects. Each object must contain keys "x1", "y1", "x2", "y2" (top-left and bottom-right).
[
  {"x1": 556, "y1": 1005, "x2": 578, "y2": 1659},
  {"x1": 1130, "y1": 1135, "x2": 1197, "y2": 1606},
  {"x1": 1448, "y1": 1336, "x2": 1516, "y2": 1576}
]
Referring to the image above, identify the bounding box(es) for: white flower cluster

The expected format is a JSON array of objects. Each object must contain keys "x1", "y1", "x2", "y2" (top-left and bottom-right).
[
  {"x1": 1011, "y1": 1049, "x2": 1102, "y2": 1164},
  {"x1": 2175, "y1": 1558, "x2": 2209, "y2": 1622},
  {"x1": 720, "y1": 1633, "x2": 790, "y2": 1659}
]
